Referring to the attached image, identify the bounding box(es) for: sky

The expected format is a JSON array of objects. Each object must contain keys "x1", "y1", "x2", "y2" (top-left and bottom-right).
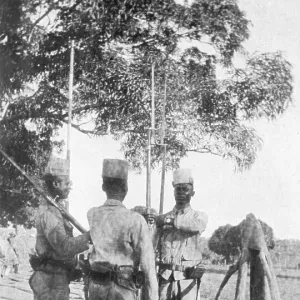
[{"x1": 64, "y1": 0, "x2": 300, "y2": 240}]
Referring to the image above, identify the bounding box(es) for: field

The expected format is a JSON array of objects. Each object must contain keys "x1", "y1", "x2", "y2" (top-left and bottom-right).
[
  {"x1": 201, "y1": 266, "x2": 300, "y2": 300},
  {"x1": 1, "y1": 264, "x2": 300, "y2": 300}
]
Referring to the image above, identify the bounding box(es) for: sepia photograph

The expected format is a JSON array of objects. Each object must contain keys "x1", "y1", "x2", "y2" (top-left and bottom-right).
[{"x1": 0, "y1": 0, "x2": 300, "y2": 299}]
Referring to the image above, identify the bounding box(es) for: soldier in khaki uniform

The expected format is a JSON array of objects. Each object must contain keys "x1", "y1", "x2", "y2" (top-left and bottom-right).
[
  {"x1": 156, "y1": 169, "x2": 208, "y2": 300},
  {"x1": 29, "y1": 164, "x2": 91, "y2": 300},
  {"x1": 87, "y1": 159, "x2": 158, "y2": 300}
]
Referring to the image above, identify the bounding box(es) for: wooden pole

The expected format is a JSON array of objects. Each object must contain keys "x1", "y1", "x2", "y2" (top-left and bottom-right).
[
  {"x1": 215, "y1": 262, "x2": 239, "y2": 300},
  {"x1": 151, "y1": 62, "x2": 155, "y2": 138},
  {"x1": 66, "y1": 40, "x2": 74, "y2": 212},
  {"x1": 146, "y1": 129, "x2": 151, "y2": 212},
  {"x1": 146, "y1": 62, "x2": 155, "y2": 213},
  {"x1": 235, "y1": 250, "x2": 248, "y2": 300},
  {"x1": 159, "y1": 70, "x2": 167, "y2": 215},
  {"x1": 67, "y1": 40, "x2": 74, "y2": 162}
]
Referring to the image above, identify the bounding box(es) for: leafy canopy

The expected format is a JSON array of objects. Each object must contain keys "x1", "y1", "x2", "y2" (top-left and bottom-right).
[{"x1": 0, "y1": 0, "x2": 293, "y2": 226}]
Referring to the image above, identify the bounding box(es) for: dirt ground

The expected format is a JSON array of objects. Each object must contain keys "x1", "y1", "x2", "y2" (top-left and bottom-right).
[
  {"x1": 2, "y1": 263, "x2": 300, "y2": 300},
  {"x1": 0, "y1": 264, "x2": 84, "y2": 300}
]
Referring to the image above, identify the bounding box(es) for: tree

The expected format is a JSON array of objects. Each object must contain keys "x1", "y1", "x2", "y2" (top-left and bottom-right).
[
  {"x1": 0, "y1": 0, "x2": 294, "y2": 226},
  {"x1": 0, "y1": 0, "x2": 64, "y2": 227},
  {"x1": 208, "y1": 224, "x2": 232, "y2": 263},
  {"x1": 208, "y1": 219, "x2": 275, "y2": 263}
]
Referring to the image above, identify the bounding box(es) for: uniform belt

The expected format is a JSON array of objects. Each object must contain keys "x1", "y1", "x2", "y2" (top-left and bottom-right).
[
  {"x1": 42, "y1": 259, "x2": 74, "y2": 271},
  {"x1": 89, "y1": 269, "x2": 117, "y2": 282},
  {"x1": 158, "y1": 263, "x2": 189, "y2": 272},
  {"x1": 90, "y1": 264, "x2": 135, "y2": 282}
]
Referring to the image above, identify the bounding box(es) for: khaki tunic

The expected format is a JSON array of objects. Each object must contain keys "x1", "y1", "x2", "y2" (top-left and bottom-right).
[
  {"x1": 87, "y1": 199, "x2": 158, "y2": 300},
  {"x1": 156, "y1": 204, "x2": 208, "y2": 300},
  {"x1": 29, "y1": 203, "x2": 90, "y2": 300}
]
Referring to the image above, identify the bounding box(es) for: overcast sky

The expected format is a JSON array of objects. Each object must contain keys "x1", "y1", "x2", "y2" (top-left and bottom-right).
[{"x1": 66, "y1": 0, "x2": 300, "y2": 240}]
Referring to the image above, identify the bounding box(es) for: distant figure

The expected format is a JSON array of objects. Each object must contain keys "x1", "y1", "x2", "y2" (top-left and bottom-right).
[
  {"x1": 0, "y1": 236, "x2": 9, "y2": 278},
  {"x1": 7, "y1": 232, "x2": 19, "y2": 274}
]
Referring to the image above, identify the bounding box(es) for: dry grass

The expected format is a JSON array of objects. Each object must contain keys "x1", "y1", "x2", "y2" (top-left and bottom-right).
[
  {"x1": 200, "y1": 266, "x2": 300, "y2": 300},
  {"x1": 2, "y1": 262, "x2": 300, "y2": 299}
]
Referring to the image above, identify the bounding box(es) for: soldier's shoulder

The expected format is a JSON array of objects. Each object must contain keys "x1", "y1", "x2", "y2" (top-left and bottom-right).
[
  {"x1": 40, "y1": 205, "x2": 62, "y2": 218},
  {"x1": 87, "y1": 206, "x2": 103, "y2": 216},
  {"x1": 126, "y1": 208, "x2": 146, "y2": 223},
  {"x1": 191, "y1": 208, "x2": 208, "y2": 221}
]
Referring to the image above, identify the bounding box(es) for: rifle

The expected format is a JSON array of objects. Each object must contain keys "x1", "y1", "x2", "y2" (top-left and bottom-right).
[{"x1": 0, "y1": 147, "x2": 88, "y2": 234}]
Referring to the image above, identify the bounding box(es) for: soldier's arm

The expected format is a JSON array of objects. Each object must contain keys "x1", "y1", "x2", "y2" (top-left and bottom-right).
[
  {"x1": 42, "y1": 207, "x2": 90, "y2": 257},
  {"x1": 175, "y1": 211, "x2": 208, "y2": 233},
  {"x1": 135, "y1": 217, "x2": 159, "y2": 300}
]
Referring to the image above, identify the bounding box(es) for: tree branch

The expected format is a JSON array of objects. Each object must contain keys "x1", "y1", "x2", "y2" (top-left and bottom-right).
[
  {"x1": 25, "y1": 4, "x2": 58, "y2": 42},
  {"x1": 186, "y1": 148, "x2": 221, "y2": 157},
  {"x1": 61, "y1": 104, "x2": 101, "y2": 118},
  {"x1": 60, "y1": 119, "x2": 95, "y2": 135}
]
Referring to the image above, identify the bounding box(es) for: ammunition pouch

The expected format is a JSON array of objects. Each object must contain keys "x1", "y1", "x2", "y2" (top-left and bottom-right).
[
  {"x1": 89, "y1": 263, "x2": 144, "y2": 291},
  {"x1": 29, "y1": 254, "x2": 81, "y2": 281},
  {"x1": 29, "y1": 254, "x2": 42, "y2": 271},
  {"x1": 78, "y1": 257, "x2": 91, "y2": 275},
  {"x1": 184, "y1": 265, "x2": 206, "y2": 280},
  {"x1": 133, "y1": 270, "x2": 145, "y2": 289},
  {"x1": 158, "y1": 263, "x2": 206, "y2": 280}
]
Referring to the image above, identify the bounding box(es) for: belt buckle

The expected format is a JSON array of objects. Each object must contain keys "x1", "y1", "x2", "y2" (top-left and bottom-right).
[{"x1": 108, "y1": 270, "x2": 114, "y2": 281}]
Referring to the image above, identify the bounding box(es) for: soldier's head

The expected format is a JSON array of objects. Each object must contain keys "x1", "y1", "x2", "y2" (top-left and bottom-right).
[
  {"x1": 172, "y1": 168, "x2": 195, "y2": 209},
  {"x1": 132, "y1": 206, "x2": 158, "y2": 225},
  {"x1": 43, "y1": 173, "x2": 71, "y2": 201},
  {"x1": 44, "y1": 156, "x2": 71, "y2": 203},
  {"x1": 102, "y1": 159, "x2": 128, "y2": 201}
]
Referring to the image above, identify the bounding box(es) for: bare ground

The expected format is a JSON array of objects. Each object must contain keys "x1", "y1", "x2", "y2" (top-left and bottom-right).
[
  {"x1": 0, "y1": 264, "x2": 84, "y2": 300},
  {"x1": 2, "y1": 264, "x2": 300, "y2": 300}
]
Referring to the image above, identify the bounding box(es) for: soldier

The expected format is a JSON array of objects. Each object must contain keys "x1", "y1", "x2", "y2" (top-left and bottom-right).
[
  {"x1": 131, "y1": 206, "x2": 158, "y2": 246},
  {"x1": 156, "y1": 169, "x2": 208, "y2": 300},
  {"x1": 87, "y1": 158, "x2": 158, "y2": 300},
  {"x1": 29, "y1": 168, "x2": 91, "y2": 300}
]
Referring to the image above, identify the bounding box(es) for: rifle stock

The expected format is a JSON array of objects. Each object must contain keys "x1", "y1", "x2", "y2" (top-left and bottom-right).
[{"x1": 0, "y1": 147, "x2": 87, "y2": 234}]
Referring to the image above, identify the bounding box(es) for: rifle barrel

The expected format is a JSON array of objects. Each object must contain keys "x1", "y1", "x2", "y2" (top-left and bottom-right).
[{"x1": 0, "y1": 147, "x2": 87, "y2": 234}]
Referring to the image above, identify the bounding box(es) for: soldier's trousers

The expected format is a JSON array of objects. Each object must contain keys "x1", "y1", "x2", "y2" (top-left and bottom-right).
[
  {"x1": 29, "y1": 270, "x2": 70, "y2": 300},
  {"x1": 159, "y1": 277, "x2": 200, "y2": 300},
  {"x1": 88, "y1": 279, "x2": 138, "y2": 300}
]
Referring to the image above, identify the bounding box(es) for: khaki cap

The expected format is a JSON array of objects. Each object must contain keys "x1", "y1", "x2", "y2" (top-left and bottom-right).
[
  {"x1": 102, "y1": 159, "x2": 128, "y2": 180},
  {"x1": 173, "y1": 168, "x2": 193, "y2": 185},
  {"x1": 45, "y1": 156, "x2": 70, "y2": 177}
]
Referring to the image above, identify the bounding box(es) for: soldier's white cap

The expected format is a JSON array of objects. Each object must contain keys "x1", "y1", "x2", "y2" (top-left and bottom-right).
[
  {"x1": 173, "y1": 168, "x2": 194, "y2": 186},
  {"x1": 45, "y1": 156, "x2": 69, "y2": 177},
  {"x1": 102, "y1": 159, "x2": 128, "y2": 180}
]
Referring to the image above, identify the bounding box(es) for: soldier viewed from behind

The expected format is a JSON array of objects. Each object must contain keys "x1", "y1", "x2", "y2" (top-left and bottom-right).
[
  {"x1": 29, "y1": 160, "x2": 91, "y2": 300},
  {"x1": 87, "y1": 158, "x2": 158, "y2": 300},
  {"x1": 156, "y1": 169, "x2": 208, "y2": 300}
]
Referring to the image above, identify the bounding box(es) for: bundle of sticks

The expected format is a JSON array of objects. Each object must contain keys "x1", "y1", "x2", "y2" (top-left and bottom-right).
[{"x1": 215, "y1": 213, "x2": 281, "y2": 300}]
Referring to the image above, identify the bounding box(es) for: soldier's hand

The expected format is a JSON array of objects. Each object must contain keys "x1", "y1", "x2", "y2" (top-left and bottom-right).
[
  {"x1": 156, "y1": 215, "x2": 165, "y2": 227},
  {"x1": 164, "y1": 216, "x2": 175, "y2": 226},
  {"x1": 78, "y1": 256, "x2": 91, "y2": 275},
  {"x1": 184, "y1": 265, "x2": 206, "y2": 279},
  {"x1": 85, "y1": 230, "x2": 93, "y2": 244},
  {"x1": 156, "y1": 216, "x2": 175, "y2": 227}
]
